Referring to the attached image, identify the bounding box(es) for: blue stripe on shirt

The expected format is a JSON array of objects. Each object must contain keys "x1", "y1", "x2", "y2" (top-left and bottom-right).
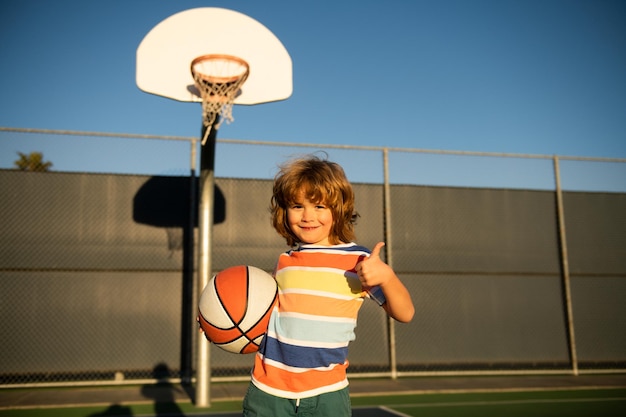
[
  {"x1": 263, "y1": 335, "x2": 349, "y2": 369},
  {"x1": 296, "y1": 244, "x2": 370, "y2": 254}
]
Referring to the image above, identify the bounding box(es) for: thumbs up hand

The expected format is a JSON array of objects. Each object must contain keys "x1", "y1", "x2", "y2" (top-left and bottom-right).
[
  {"x1": 355, "y1": 242, "x2": 393, "y2": 288},
  {"x1": 356, "y1": 241, "x2": 415, "y2": 323}
]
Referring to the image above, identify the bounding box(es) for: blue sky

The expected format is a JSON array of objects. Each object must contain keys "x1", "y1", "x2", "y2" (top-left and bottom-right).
[{"x1": 1, "y1": 0, "x2": 625, "y2": 189}]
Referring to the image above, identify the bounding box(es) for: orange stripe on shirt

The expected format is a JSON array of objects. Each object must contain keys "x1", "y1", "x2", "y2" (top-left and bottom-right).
[
  {"x1": 279, "y1": 251, "x2": 366, "y2": 272},
  {"x1": 252, "y1": 354, "x2": 349, "y2": 393},
  {"x1": 279, "y1": 292, "x2": 363, "y2": 319}
]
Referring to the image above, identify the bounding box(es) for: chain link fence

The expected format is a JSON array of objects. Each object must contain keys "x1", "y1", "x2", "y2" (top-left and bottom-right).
[{"x1": 1, "y1": 127, "x2": 625, "y2": 387}]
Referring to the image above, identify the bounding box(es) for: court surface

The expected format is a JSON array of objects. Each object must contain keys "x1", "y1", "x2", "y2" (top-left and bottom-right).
[
  {"x1": 2, "y1": 388, "x2": 626, "y2": 417},
  {"x1": 2, "y1": 375, "x2": 625, "y2": 417}
]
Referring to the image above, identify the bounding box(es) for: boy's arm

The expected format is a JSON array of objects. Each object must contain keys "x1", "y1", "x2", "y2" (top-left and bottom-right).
[{"x1": 356, "y1": 242, "x2": 415, "y2": 323}]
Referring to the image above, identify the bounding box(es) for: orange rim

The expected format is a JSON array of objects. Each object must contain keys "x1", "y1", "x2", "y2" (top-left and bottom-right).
[{"x1": 191, "y1": 54, "x2": 250, "y2": 84}]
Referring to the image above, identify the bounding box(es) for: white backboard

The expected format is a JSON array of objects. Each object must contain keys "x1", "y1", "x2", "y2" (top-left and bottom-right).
[{"x1": 137, "y1": 7, "x2": 292, "y2": 105}]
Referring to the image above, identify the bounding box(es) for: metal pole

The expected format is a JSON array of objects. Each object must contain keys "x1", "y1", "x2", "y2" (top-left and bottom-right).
[
  {"x1": 553, "y1": 156, "x2": 578, "y2": 375},
  {"x1": 195, "y1": 124, "x2": 218, "y2": 407},
  {"x1": 382, "y1": 148, "x2": 397, "y2": 379}
]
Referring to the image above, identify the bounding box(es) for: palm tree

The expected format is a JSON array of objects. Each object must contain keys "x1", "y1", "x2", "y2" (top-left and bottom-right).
[{"x1": 14, "y1": 151, "x2": 53, "y2": 172}]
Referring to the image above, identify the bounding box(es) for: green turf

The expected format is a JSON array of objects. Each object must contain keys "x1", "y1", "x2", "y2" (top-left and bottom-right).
[
  {"x1": 391, "y1": 397, "x2": 626, "y2": 417},
  {"x1": 353, "y1": 389, "x2": 626, "y2": 417},
  {"x1": 1, "y1": 388, "x2": 625, "y2": 417}
]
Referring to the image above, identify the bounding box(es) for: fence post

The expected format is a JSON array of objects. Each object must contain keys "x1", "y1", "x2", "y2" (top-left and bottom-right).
[
  {"x1": 382, "y1": 148, "x2": 398, "y2": 379},
  {"x1": 553, "y1": 155, "x2": 579, "y2": 375},
  {"x1": 181, "y1": 138, "x2": 198, "y2": 384}
]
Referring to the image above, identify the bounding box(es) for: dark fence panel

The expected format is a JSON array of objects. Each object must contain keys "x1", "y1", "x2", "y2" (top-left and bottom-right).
[
  {"x1": 1, "y1": 170, "x2": 624, "y2": 386},
  {"x1": 564, "y1": 192, "x2": 626, "y2": 367}
]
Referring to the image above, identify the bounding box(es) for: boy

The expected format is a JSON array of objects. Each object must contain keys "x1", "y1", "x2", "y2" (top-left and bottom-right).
[{"x1": 243, "y1": 155, "x2": 414, "y2": 416}]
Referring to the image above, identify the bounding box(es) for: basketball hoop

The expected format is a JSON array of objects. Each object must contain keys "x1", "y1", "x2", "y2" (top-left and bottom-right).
[{"x1": 191, "y1": 54, "x2": 250, "y2": 145}]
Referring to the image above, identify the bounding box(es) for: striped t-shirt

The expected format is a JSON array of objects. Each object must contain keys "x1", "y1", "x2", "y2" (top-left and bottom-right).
[{"x1": 251, "y1": 243, "x2": 386, "y2": 399}]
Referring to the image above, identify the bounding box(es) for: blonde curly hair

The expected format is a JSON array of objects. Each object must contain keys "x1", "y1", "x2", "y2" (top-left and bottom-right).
[{"x1": 270, "y1": 155, "x2": 358, "y2": 246}]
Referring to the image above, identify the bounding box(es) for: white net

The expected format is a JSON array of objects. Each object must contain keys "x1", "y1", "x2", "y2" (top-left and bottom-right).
[{"x1": 191, "y1": 55, "x2": 250, "y2": 144}]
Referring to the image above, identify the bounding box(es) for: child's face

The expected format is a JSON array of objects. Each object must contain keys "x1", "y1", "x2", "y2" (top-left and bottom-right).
[{"x1": 287, "y1": 194, "x2": 334, "y2": 246}]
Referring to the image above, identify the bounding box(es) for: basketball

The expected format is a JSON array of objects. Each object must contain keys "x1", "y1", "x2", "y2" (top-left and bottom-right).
[{"x1": 198, "y1": 265, "x2": 278, "y2": 354}]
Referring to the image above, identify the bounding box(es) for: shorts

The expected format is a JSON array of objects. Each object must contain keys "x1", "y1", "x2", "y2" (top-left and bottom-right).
[{"x1": 242, "y1": 382, "x2": 351, "y2": 417}]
